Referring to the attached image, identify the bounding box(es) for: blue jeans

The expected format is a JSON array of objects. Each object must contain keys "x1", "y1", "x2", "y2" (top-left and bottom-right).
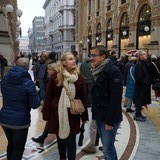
[
  {"x1": 2, "y1": 126, "x2": 28, "y2": 160},
  {"x1": 126, "y1": 97, "x2": 133, "y2": 109},
  {"x1": 96, "y1": 120, "x2": 120, "y2": 160}
]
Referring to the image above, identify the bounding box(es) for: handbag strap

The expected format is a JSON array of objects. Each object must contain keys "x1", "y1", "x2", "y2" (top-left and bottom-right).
[
  {"x1": 130, "y1": 67, "x2": 135, "y2": 83},
  {"x1": 63, "y1": 85, "x2": 72, "y2": 100},
  {"x1": 152, "y1": 62, "x2": 160, "y2": 74}
]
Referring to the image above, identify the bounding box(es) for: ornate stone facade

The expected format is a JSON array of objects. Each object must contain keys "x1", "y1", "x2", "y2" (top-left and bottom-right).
[
  {"x1": 0, "y1": 0, "x2": 18, "y2": 65},
  {"x1": 76, "y1": 0, "x2": 160, "y2": 58}
]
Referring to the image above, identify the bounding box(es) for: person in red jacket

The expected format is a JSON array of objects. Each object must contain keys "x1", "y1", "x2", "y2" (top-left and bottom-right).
[{"x1": 42, "y1": 52, "x2": 88, "y2": 160}]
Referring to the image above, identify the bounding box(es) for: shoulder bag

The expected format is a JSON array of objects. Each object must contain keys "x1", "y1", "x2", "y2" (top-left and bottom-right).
[{"x1": 64, "y1": 86, "x2": 85, "y2": 115}]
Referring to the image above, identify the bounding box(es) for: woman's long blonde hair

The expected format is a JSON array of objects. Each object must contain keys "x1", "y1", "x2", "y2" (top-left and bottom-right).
[{"x1": 56, "y1": 52, "x2": 79, "y2": 86}]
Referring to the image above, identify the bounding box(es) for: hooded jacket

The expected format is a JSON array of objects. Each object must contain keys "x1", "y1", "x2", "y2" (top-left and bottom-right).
[{"x1": 0, "y1": 66, "x2": 40, "y2": 129}]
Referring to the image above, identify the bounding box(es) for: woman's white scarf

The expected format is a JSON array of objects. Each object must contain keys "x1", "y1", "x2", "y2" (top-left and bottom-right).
[{"x1": 58, "y1": 69, "x2": 78, "y2": 139}]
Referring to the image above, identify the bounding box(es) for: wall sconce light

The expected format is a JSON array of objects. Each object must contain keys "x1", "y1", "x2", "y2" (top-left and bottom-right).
[
  {"x1": 16, "y1": 27, "x2": 21, "y2": 32},
  {"x1": 144, "y1": 26, "x2": 150, "y2": 32},
  {"x1": 107, "y1": 34, "x2": 111, "y2": 38},
  {"x1": 16, "y1": 9, "x2": 23, "y2": 18},
  {"x1": 0, "y1": 4, "x2": 14, "y2": 15},
  {"x1": 79, "y1": 41, "x2": 83, "y2": 44},
  {"x1": 16, "y1": 20, "x2": 21, "y2": 26},
  {"x1": 96, "y1": 37, "x2": 99, "y2": 41},
  {"x1": 122, "y1": 30, "x2": 127, "y2": 36},
  {"x1": 5, "y1": 4, "x2": 14, "y2": 13},
  {"x1": 87, "y1": 39, "x2": 90, "y2": 42}
]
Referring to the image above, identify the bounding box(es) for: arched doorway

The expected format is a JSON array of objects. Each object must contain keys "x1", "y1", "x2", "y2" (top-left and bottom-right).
[
  {"x1": 96, "y1": 23, "x2": 102, "y2": 45},
  {"x1": 136, "y1": 4, "x2": 151, "y2": 52},
  {"x1": 119, "y1": 12, "x2": 129, "y2": 57},
  {"x1": 87, "y1": 26, "x2": 92, "y2": 54},
  {"x1": 106, "y1": 18, "x2": 113, "y2": 53}
]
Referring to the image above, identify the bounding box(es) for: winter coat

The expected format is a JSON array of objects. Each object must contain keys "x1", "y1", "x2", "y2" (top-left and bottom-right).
[
  {"x1": 135, "y1": 60, "x2": 151, "y2": 106},
  {"x1": 123, "y1": 61, "x2": 134, "y2": 86},
  {"x1": 33, "y1": 59, "x2": 47, "y2": 80},
  {"x1": 0, "y1": 66, "x2": 40, "y2": 128},
  {"x1": 80, "y1": 59, "x2": 93, "y2": 84},
  {"x1": 42, "y1": 73, "x2": 89, "y2": 135},
  {"x1": 91, "y1": 60, "x2": 123, "y2": 126},
  {"x1": 148, "y1": 61, "x2": 160, "y2": 84},
  {"x1": 125, "y1": 64, "x2": 135, "y2": 99}
]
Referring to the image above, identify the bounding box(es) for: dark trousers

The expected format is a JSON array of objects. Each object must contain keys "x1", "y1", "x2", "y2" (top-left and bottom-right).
[
  {"x1": 2, "y1": 126, "x2": 28, "y2": 160},
  {"x1": 86, "y1": 83, "x2": 92, "y2": 107},
  {"x1": 57, "y1": 134, "x2": 76, "y2": 160},
  {"x1": 135, "y1": 105, "x2": 142, "y2": 116}
]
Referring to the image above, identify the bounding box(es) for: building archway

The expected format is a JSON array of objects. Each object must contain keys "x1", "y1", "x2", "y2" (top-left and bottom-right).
[
  {"x1": 96, "y1": 23, "x2": 102, "y2": 45},
  {"x1": 136, "y1": 4, "x2": 151, "y2": 53},
  {"x1": 119, "y1": 12, "x2": 129, "y2": 57},
  {"x1": 106, "y1": 18, "x2": 113, "y2": 53},
  {"x1": 0, "y1": 14, "x2": 14, "y2": 65},
  {"x1": 87, "y1": 26, "x2": 92, "y2": 54}
]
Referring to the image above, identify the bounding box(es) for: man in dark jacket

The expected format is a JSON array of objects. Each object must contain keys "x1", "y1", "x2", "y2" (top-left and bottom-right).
[
  {"x1": 33, "y1": 51, "x2": 48, "y2": 100},
  {"x1": 134, "y1": 50, "x2": 151, "y2": 121},
  {"x1": 90, "y1": 45, "x2": 123, "y2": 160}
]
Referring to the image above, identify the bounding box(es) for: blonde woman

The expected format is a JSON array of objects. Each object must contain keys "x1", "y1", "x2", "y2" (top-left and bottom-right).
[{"x1": 42, "y1": 52, "x2": 88, "y2": 160}]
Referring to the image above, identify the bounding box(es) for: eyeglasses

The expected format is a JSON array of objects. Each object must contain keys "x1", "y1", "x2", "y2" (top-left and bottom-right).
[{"x1": 90, "y1": 53, "x2": 101, "y2": 58}]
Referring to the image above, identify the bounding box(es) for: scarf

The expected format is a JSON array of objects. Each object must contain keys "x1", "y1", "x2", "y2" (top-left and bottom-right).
[
  {"x1": 58, "y1": 69, "x2": 78, "y2": 139},
  {"x1": 92, "y1": 58, "x2": 110, "y2": 81}
]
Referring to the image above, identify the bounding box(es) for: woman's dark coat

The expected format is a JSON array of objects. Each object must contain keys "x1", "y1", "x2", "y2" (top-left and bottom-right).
[
  {"x1": 135, "y1": 60, "x2": 151, "y2": 106},
  {"x1": 42, "y1": 73, "x2": 89, "y2": 135},
  {"x1": 91, "y1": 60, "x2": 123, "y2": 126}
]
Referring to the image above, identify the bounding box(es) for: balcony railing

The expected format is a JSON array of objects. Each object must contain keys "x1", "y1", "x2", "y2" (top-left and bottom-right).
[
  {"x1": 58, "y1": 25, "x2": 75, "y2": 31},
  {"x1": 59, "y1": 5, "x2": 75, "y2": 13}
]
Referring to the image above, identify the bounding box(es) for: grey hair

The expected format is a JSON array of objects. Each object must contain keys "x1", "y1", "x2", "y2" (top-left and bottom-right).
[
  {"x1": 16, "y1": 58, "x2": 29, "y2": 69},
  {"x1": 136, "y1": 50, "x2": 146, "y2": 57},
  {"x1": 47, "y1": 63, "x2": 57, "y2": 72}
]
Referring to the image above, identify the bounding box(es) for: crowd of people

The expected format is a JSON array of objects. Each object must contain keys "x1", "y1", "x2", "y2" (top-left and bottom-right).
[{"x1": 0, "y1": 46, "x2": 159, "y2": 160}]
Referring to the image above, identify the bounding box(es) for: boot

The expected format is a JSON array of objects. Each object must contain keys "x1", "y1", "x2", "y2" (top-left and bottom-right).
[
  {"x1": 82, "y1": 145, "x2": 96, "y2": 153},
  {"x1": 31, "y1": 137, "x2": 44, "y2": 144}
]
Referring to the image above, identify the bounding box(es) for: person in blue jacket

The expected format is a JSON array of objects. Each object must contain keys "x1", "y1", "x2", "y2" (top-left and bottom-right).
[
  {"x1": 125, "y1": 63, "x2": 136, "y2": 112},
  {"x1": 0, "y1": 57, "x2": 40, "y2": 160},
  {"x1": 90, "y1": 45, "x2": 123, "y2": 160}
]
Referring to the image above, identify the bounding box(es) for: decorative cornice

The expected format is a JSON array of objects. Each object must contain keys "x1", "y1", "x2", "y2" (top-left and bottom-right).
[
  {"x1": 137, "y1": 0, "x2": 147, "y2": 4},
  {"x1": 106, "y1": 10, "x2": 114, "y2": 18},
  {"x1": 119, "y1": 3, "x2": 130, "y2": 12}
]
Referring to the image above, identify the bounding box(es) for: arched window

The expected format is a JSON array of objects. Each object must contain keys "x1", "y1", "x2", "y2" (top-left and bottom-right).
[
  {"x1": 107, "y1": 0, "x2": 111, "y2": 11},
  {"x1": 136, "y1": 4, "x2": 151, "y2": 50},
  {"x1": 119, "y1": 12, "x2": 129, "y2": 56},
  {"x1": 137, "y1": 4, "x2": 151, "y2": 36},
  {"x1": 88, "y1": 26, "x2": 92, "y2": 52},
  {"x1": 121, "y1": 0, "x2": 126, "y2": 5},
  {"x1": 120, "y1": 12, "x2": 129, "y2": 38},
  {"x1": 106, "y1": 18, "x2": 113, "y2": 40},
  {"x1": 96, "y1": 23, "x2": 101, "y2": 44},
  {"x1": 121, "y1": 12, "x2": 129, "y2": 27},
  {"x1": 106, "y1": 18, "x2": 113, "y2": 51},
  {"x1": 107, "y1": 18, "x2": 113, "y2": 30},
  {"x1": 96, "y1": 0, "x2": 100, "y2": 16},
  {"x1": 139, "y1": 4, "x2": 151, "y2": 22},
  {"x1": 88, "y1": 0, "x2": 91, "y2": 15}
]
